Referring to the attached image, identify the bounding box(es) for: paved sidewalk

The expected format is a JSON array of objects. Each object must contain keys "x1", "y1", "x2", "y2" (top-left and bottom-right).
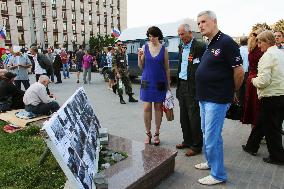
[{"x1": 30, "y1": 72, "x2": 284, "y2": 189}]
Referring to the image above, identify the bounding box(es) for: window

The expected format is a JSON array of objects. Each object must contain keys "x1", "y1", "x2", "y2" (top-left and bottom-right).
[
  {"x1": 81, "y1": 25, "x2": 85, "y2": 32},
  {"x1": 63, "y1": 22, "x2": 67, "y2": 31},
  {"x1": 80, "y1": 2, "x2": 84, "y2": 9},
  {"x1": 17, "y1": 18, "x2": 23, "y2": 27},
  {"x1": 5, "y1": 31, "x2": 11, "y2": 40},
  {"x1": 73, "y1": 35, "x2": 77, "y2": 41},
  {"x1": 81, "y1": 13, "x2": 84, "y2": 21},
  {"x1": 1, "y1": 2, "x2": 8, "y2": 11},
  {"x1": 62, "y1": 11, "x2": 66, "y2": 19},
  {"x1": 2, "y1": 17, "x2": 8, "y2": 26},
  {"x1": 52, "y1": 0, "x2": 56, "y2": 5},
  {"x1": 72, "y1": 23, "x2": 76, "y2": 33},
  {"x1": 89, "y1": 15, "x2": 92, "y2": 22},
  {"x1": 54, "y1": 34, "x2": 58, "y2": 42},
  {"x1": 72, "y1": 13, "x2": 76, "y2": 20},
  {"x1": 43, "y1": 20, "x2": 47, "y2": 29},
  {"x1": 44, "y1": 33, "x2": 48, "y2": 41},
  {"x1": 16, "y1": 5, "x2": 22, "y2": 14},
  {"x1": 64, "y1": 35, "x2": 67, "y2": 42},
  {"x1": 18, "y1": 31, "x2": 24, "y2": 41},
  {"x1": 53, "y1": 21, "x2": 57, "y2": 29},
  {"x1": 42, "y1": 8, "x2": 46, "y2": 16},
  {"x1": 52, "y1": 10, "x2": 57, "y2": 18}
]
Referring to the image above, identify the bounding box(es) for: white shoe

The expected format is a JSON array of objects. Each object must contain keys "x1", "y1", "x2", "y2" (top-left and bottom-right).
[
  {"x1": 194, "y1": 162, "x2": 210, "y2": 170},
  {"x1": 108, "y1": 87, "x2": 112, "y2": 90},
  {"x1": 198, "y1": 175, "x2": 224, "y2": 185}
]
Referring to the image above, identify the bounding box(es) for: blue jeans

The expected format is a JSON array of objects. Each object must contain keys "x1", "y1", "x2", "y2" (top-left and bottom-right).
[
  {"x1": 199, "y1": 101, "x2": 230, "y2": 181},
  {"x1": 62, "y1": 63, "x2": 69, "y2": 78}
]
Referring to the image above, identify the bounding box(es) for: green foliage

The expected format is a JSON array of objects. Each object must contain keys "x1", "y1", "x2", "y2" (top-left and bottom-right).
[
  {"x1": 89, "y1": 34, "x2": 116, "y2": 53},
  {"x1": 252, "y1": 23, "x2": 272, "y2": 31},
  {"x1": 274, "y1": 19, "x2": 284, "y2": 33},
  {"x1": 0, "y1": 122, "x2": 65, "y2": 189}
]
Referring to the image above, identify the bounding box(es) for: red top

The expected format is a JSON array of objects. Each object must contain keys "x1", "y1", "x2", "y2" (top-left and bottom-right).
[{"x1": 242, "y1": 47, "x2": 264, "y2": 126}]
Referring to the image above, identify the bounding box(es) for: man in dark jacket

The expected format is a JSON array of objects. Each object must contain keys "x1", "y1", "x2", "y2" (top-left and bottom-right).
[
  {"x1": 175, "y1": 24, "x2": 206, "y2": 156},
  {"x1": 30, "y1": 46, "x2": 52, "y2": 82},
  {"x1": 0, "y1": 72, "x2": 25, "y2": 112}
]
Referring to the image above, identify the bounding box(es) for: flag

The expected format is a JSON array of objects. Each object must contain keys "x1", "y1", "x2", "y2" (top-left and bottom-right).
[
  {"x1": 112, "y1": 28, "x2": 121, "y2": 38},
  {"x1": 0, "y1": 27, "x2": 6, "y2": 40}
]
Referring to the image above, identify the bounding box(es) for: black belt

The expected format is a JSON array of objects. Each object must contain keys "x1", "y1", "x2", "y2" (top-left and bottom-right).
[{"x1": 179, "y1": 78, "x2": 187, "y2": 82}]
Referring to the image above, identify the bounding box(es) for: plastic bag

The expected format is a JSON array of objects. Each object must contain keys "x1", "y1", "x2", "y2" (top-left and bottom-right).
[{"x1": 163, "y1": 90, "x2": 174, "y2": 121}]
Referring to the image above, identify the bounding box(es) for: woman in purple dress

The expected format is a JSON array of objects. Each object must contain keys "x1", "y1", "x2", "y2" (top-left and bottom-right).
[{"x1": 138, "y1": 26, "x2": 171, "y2": 146}]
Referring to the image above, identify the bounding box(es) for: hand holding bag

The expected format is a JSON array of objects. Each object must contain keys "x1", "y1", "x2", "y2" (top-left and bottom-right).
[{"x1": 163, "y1": 90, "x2": 174, "y2": 121}]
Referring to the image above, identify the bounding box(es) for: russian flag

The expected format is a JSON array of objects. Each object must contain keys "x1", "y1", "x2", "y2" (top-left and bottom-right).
[
  {"x1": 0, "y1": 27, "x2": 6, "y2": 40},
  {"x1": 112, "y1": 28, "x2": 121, "y2": 38}
]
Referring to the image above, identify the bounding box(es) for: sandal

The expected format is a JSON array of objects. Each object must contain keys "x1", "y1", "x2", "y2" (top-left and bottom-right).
[
  {"x1": 144, "y1": 131, "x2": 152, "y2": 144},
  {"x1": 153, "y1": 133, "x2": 160, "y2": 146}
]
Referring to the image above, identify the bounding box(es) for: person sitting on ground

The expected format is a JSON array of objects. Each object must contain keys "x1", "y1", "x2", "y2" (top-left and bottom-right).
[
  {"x1": 0, "y1": 69, "x2": 7, "y2": 79},
  {"x1": 23, "y1": 75, "x2": 60, "y2": 115},
  {"x1": 0, "y1": 72, "x2": 25, "y2": 112}
]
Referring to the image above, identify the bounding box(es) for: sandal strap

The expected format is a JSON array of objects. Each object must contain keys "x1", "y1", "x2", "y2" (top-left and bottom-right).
[
  {"x1": 146, "y1": 131, "x2": 152, "y2": 137},
  {"x1": 154, "y1": 133, "x2": 160, "y2": 137}
]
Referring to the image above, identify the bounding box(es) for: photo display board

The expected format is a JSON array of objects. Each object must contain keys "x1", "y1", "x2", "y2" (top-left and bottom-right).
[{"x1": 42, "y1": 87, "x2": 101, "y2": 189}]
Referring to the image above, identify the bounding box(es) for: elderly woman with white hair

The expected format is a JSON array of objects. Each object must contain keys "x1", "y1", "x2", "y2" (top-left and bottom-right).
[{"x1": 242, "y1": 30, "x2": 284, "y2": 165}]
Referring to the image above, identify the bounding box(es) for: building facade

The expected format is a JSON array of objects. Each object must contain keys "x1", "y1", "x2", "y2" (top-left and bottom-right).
[{"x1": 0, "y1": 0, "x2": 127, "y2": 50}]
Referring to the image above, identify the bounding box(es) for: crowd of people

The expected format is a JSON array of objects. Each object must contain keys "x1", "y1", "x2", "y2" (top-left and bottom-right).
[{"x1": 0, "y1": 9, "x2": 284, "y2": 186}]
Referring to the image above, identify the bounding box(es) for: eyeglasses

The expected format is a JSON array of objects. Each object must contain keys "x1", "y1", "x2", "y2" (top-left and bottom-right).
[
  {"x1": 122, "y1": 47, "x2": 127, "y2": 49},
  {"x1": 117, "y1": 44, "x2": 123, "y2": 46}
]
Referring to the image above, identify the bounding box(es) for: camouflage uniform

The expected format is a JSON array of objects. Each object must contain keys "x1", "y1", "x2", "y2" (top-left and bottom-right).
[{"x1": 112, "y1": 50, "x2": 133, "y2": 96}]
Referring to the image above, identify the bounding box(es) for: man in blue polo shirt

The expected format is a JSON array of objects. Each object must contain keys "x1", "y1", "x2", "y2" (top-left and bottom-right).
[{"x1": 194, "y1": 10, "x2": 244, "y2": 185}]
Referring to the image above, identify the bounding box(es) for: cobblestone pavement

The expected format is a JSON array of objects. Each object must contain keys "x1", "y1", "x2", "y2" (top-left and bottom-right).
[{"x1": 30, "y1": 72, "x2": 284, "y2": 189}]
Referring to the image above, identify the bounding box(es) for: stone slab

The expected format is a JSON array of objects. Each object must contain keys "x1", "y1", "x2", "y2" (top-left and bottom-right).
[{"x1": 103, "y1": 135, "x2": 178, "y2": 189}]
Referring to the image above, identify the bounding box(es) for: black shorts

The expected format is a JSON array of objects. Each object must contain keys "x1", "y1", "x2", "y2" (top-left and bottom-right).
[
  {"x1": 108, "y1": 70, "x2": 115, "y2": 80},
  {"x1": 76, "y1": 62, "x2": 82, "y2": 72}
]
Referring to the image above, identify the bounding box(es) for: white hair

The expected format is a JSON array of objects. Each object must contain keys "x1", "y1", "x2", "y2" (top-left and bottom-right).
[
  {"x1": 179, "y1": 24, "x2": 191, "y2": 32},
  {"x1": 197, "y1": 10, "x2": 217, "y2": 20},
  {"x1": 39, "y1": 75, "x2": 49, "y2": 83}
]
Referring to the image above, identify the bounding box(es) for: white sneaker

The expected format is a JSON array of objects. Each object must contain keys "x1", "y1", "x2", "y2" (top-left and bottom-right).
[
  {"x1": 194, "y1": 162, "x2": 210, "y2": 170},
  {"x1": 198, "y1": 175, "x2": 224, "y2": 185}
]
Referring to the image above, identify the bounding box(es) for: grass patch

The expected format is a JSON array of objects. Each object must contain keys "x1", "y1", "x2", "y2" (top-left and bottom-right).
[{"x1": 0, "y1": 121, "x2": 65, "y2": 189}]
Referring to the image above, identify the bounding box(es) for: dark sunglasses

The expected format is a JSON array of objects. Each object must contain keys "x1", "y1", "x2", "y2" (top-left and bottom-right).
[{"x1": 252, "y1": 33, "x2": 257, "y2": 37}]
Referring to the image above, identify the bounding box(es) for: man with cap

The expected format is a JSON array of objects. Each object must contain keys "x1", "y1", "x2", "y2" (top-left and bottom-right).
[
  {"x1": 112, "y1": 40, "x2": 138, "y2": 104},
  {"x1": 8, "y1": 46, "x2": 32, "y2": 90},
  {"x1": 0, "y1": 72, "x2": 25, "y2": 112}
]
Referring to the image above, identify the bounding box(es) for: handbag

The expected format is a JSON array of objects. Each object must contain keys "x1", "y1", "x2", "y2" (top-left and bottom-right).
[
  {"x1": 163, "y1": 90, "x2": 174, "y2": 121},
  {"x1": 226, "y1": 103, "x2": 242, "y2": 120}
]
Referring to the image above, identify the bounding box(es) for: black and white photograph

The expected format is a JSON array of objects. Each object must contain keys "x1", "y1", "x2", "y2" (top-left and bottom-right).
[{"x1": 42, "y1": 88, "x2": 101, "y2": 189}]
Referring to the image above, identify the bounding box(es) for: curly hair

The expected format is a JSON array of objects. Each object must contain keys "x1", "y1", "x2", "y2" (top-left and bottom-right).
[{"x1": 146, "y1": 26, "x2": 163, "y2": 40}]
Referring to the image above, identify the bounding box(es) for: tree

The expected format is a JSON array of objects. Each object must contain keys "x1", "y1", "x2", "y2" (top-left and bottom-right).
[
  {"x1": 273, "y1": 19, "x2": 284, "y2": 32},
  {"x1": 89, "y1": 34, "x2": 116, "y2": 53},
  {"x1": 251, "y1": 23, "x2": 272, "y2": 31}
]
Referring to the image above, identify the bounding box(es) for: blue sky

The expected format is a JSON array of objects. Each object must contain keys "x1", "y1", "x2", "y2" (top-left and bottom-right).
[{"x1": 127, "y1": 0, "x2": 283, "y2": 36}]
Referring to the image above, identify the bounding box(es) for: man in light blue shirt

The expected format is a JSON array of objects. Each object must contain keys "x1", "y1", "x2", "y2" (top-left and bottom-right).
[{"x1": 175, "y1": 24, "x2": 206, "y2": 156}]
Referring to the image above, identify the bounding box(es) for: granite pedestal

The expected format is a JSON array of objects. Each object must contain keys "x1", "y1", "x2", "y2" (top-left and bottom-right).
[
  {"x1": 65, "y1": 134, "x2": 177, "y2": 189},
  {"x1": 102, "y1": 134, "x2": 178, "y2": 189}
]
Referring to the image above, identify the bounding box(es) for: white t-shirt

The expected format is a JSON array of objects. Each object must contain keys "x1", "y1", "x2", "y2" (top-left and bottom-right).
[{"x1": 33, "y1": 54, "x2": 46, "y2": 74}]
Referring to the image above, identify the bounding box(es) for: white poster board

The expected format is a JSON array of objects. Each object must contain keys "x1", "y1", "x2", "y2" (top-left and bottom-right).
[{"x1": 42, "y1": 87, "x2": 100, "y2": 189}]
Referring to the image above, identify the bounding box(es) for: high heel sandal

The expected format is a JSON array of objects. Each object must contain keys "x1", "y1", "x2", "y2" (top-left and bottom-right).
[
  {"x1": 144, "y1": 131, "x2": 152, "y2": 144},
  {"x1": 153, "y1": 133, "x2": 160, "y2": 146}
]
